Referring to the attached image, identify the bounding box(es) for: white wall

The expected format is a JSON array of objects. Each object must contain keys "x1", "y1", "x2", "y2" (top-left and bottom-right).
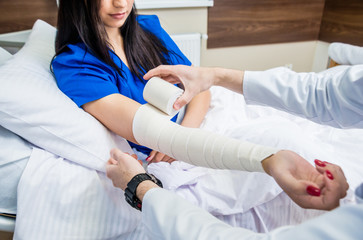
[
  {"x1": 140, "y1": 7, "x2": 330, "y2": 72},
  {"x1": 201, "y1": 41, "x2": 318, "y2": 72}
]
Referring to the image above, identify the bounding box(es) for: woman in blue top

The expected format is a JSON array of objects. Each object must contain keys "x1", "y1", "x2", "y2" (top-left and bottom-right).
[{"x1": 52, "y1": 0, "x2": 211, "y2": 162}]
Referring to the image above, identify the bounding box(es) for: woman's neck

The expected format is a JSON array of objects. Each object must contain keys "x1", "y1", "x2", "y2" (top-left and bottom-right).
[
  {"x1": 106, "y1": 28, "x2": 129, "y2": 68},
  {"x1": 106, "y1": 27, "x2": 122, "y2": 47}
]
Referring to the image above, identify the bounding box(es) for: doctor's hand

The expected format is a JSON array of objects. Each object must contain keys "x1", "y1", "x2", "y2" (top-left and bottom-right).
[
  {"x1": 144, "y1": 65, "x2": 214, "y2": 110},
  {"x1": 262, "y1": 150, "x2": 349, "y2": 210},
  {"x1": 106, "y1": 148, "x2": 146, "y2": 191}
]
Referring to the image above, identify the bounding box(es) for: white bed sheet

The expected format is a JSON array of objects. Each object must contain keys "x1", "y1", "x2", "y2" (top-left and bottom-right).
[
  {"x1": 147, "y1": 86, "x2": 362, "y2": 231},
  {"x1": 14, "y1": 86, "x2": 363, "y2": 239}
]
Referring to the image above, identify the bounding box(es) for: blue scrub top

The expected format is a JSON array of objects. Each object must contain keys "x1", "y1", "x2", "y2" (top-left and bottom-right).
[{"x1": 52, "y1": 15, "x2": 191, "y2": 155}]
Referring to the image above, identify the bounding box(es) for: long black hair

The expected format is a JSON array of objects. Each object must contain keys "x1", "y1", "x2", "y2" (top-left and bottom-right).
[{"x1": 55, "y1": 0, "x2": 172, "y2": 80}]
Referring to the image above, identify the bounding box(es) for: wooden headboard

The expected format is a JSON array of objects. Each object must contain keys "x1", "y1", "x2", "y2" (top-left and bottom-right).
[{"x1": 0, "y1": 0, "x2": 58, "y2": 34}]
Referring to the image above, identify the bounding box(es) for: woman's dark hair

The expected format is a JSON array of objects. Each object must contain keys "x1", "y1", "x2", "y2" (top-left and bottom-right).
[{"x1": 55, "y1": 0, "x2": 174, "y2": 80}]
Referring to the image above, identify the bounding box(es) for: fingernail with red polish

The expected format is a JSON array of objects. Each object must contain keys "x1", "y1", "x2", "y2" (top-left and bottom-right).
[
  {"x1": 326, "y1": 170, "x2": 334, "y2": 180},
  {"x1": 314, "y1": 159, "x2": 326, "y2": 167},
  {"x1": 306, "y1": 186, "x2": 321, "y2": 196},
  {"x1": 146, "y1": 156, "x2": 151, "y2": 162}
]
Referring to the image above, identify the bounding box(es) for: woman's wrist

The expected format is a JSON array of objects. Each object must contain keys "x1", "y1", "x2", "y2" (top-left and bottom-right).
[{"x1": 261, "y1": 154, "x2": 275, "y2": 176}]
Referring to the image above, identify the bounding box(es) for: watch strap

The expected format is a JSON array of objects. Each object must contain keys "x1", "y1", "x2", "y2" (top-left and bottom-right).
[{"x1": 125, "y1": 173, "x2": 163, "y2": 211}]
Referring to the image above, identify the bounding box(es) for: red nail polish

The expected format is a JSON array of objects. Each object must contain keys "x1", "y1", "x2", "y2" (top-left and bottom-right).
[
  {"x1": 314, "y1": 159, "x2": 326, "y2": 167},
  {"x1": 306, "y1": 186, "x2": 321, "y2": 196},
  {"x1": 146, "y1": 157, "x2": 151, "y2": 162},
  {"x1": 326, "y1": 170, "x2": 334, "y2": 180}
]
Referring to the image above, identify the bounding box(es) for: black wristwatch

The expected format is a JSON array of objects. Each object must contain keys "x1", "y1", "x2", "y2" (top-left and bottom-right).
[{"x1": 124, "y1": 173, "x2": 163, "y2": 211}]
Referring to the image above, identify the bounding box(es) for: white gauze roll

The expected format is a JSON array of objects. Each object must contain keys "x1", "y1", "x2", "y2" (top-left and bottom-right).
[
  {"x1": 133, "y1": 78, "x2": 279, "y2": 172},
  {"x1": 143, "y1": 77, "x2": 184, "y2": 117}
]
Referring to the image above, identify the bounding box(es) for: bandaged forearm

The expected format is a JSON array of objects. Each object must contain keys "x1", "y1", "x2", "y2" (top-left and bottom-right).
[
  {"x1": 132, "y1": 77, "x2": 278, "y2": 173},
  {"x1": 133, "y1": 104, "x2": 277, "y2": 172}
]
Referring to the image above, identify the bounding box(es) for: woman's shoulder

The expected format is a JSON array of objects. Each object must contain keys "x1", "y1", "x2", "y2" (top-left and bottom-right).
[
  {"x1": 54, "y1": 43, "x2": 93, "y2": 63},
  {"x1": 137, "y1": 14, "x2": 161, "y2": 25},
  {"x1": 137, "y1": 14, "x2": 162, "y2": 33},
  {"x1": 53, "y1": 42, "x2": 107, "y2": 70}
]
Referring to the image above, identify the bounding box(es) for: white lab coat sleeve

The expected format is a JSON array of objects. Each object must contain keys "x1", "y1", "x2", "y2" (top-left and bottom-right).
[
  {"x1": 142, "y1": 188, "x2": 363, "y2": 240},
  {"x1": 142, "y1": 188, "x2": 266, "y2": 240},
  {"x1": 243, "y1": 65, "x2": 363, "y2": 128}
]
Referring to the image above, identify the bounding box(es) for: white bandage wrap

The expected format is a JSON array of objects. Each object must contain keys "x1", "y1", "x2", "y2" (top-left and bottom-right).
[
  {"x1": 133, "y1": 77, "x2": 278, "y2": 172},
  {"x1": 143, "y1": 77, "x2": 184, "y2": 117}
]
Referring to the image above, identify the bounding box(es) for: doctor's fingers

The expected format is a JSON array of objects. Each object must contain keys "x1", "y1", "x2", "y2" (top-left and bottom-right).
[
  {"x1": 107, "y1": 158, "x2": 118, "y2": 165},
  {"x1": 106, "y1": 164, "x2": 126, "y2": 189},
  {"x1": 110, "y1": 148, "x2": 140, "y2": 166},
  {"x1": 143, "y1": 65, "x2": 177, "y2": 82},
  {"x1": 173, "y1": 89, "x2": 197, "y2": 110},
  {"x1": 110, "y1": 148, "x2": 128, "y2": 161}
]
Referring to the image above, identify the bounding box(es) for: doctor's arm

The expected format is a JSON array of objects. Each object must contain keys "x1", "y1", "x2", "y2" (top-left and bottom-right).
[
  {"x1": 107, "y1": 147, "x2": 348, "y2": 213},
  {"x1": 243, "y1": 66, "x2": 363, "y2": 128},
  {"x1": 144, "y1": 65, "x2": 363, "y2": 128},
  {"x1": 144, "y1": 65, "x2": 243, "y2": 110},
  {"x1": 106, "y1": 149, "x2": 355, "y2": 240},
  {"x1": 143, "y1": 188, "x2": 363, "y2": 240}
]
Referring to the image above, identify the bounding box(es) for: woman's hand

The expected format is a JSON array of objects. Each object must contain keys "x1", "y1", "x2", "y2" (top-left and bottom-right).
[
  {"x1": 106, "y1": 148, "x2": 146, "y2": 191},
  {"x1": 147, "y1": 150, "x2": 176, "y2": 164},
  {"x1": 262, "y1": 150, "x2": 349, "y2": 210}
]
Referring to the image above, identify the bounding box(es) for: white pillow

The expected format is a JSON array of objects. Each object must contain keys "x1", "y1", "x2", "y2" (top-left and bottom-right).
[
  {"x1": 0, "y1": 47, "x2": 12, "y2": 65},
  {"x1": 0, "y1": 20, "x2": 133, "y2": 172}
]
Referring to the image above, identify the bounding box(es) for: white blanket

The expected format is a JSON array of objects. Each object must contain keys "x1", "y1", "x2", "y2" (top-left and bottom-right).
[{"x1": 14, "y1": 87, "x2": 363, "y2": 239}]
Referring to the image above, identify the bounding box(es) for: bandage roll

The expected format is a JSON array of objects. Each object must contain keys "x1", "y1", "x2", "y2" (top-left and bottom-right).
[{"x1": 143, "y1": 77, "x2": 184, "y2": 117}]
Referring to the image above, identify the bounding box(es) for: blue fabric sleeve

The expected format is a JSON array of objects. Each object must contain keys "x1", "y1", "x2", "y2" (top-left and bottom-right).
[{"x1": 52, "y1": 45, "x2": 120, "y2": 107}]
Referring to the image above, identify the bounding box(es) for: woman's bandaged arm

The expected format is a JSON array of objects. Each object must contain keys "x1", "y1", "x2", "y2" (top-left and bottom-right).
[{"x1": 133, "y1": 77, "x2": 278, "y2": 172}]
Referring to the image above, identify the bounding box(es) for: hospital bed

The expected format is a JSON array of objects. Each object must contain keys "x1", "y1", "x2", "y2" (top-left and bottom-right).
[{"x1": 1, "y1": 20, "x2": 363, "y2": 239}]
